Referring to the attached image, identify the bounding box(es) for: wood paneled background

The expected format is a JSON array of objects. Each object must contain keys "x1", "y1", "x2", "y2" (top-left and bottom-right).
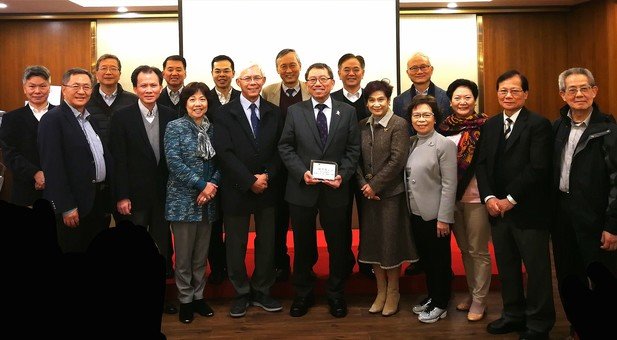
[{"x1": 0, "y1": 20, "x2": 93, "y2": 112}]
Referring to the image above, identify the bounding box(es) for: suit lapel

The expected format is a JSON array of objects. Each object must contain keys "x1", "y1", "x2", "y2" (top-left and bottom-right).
[
  {"x1": 231, "y1": 101, "x2": 259, "y2": 150},
  {"x1": 301, "y1": 101, "x2": 323, "y2": 150},
  {"x1": 132, "y1": 104, "x2": 158, "y2": 163},
  {"x1": 323, "y1": 101, "x2": 342, "y2": 151},
  {"x1": 504, "y1": 109, "x2": 527, "y2": 152}
]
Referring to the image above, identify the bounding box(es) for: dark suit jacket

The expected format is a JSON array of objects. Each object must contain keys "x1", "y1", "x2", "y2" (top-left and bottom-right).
[
  {"x1": 86, "y1": 83, "x2": 138, "y2": 147},
  {"x1": 157, "y1": 87, "x2": 183, "y2": 116},
  {"x1": 475, "y1": 107, "x2": 552, "y2": 229},
  {"x1": 0, "y1": 104, "x2": 55, "y2": 205},
  {"x1": 278, "y1": 98, "x2": 361, "y2": 208},
  {"x1": 213, "y1": 96, "x2": 283, "y2": 215},
  {"x1": 330, "y1": 88, "x2": 369, "y2": 122},
  {"x1": 109, "y1": 103, "x2": 176, "y2": 211},
  {"x1": 206, "y1": 87, "x2": 241, "y2": 117},
  {"x1": 38, "y1": 101, "x2": 113, "y2": 216}
]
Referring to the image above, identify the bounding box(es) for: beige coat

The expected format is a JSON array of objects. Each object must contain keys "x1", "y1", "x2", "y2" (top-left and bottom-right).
[{"x1": 261, "y1": 81, "x2": 310, "y2": 106}]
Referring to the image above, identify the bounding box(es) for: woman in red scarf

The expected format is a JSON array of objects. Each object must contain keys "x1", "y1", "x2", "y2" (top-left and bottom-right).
[{"x1": 439, "y1": 79, "x2": 491, "y2": 321}]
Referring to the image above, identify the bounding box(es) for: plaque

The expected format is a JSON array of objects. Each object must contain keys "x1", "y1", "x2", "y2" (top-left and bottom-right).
[{"x1": 310, "y1": 160, "x2": 338, "y2": 181}]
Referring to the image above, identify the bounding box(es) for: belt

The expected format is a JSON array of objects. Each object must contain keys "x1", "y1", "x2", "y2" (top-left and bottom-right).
[{"x1": 94, "y1": 182, "x2": 108, "y2": 191}]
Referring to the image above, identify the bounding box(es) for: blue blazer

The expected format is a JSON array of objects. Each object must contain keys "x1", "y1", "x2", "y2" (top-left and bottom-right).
[{"x1": 38, "y1": 101, "x2": 113, "y2": 215}]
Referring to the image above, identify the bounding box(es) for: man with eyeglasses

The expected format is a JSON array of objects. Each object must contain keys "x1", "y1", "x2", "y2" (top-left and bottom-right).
[
  {"x1": 38, "y1": 68, "x2": 113, "y2": 253},
  {"x1": 213, "y1": 64, "x2": 283, "y2": 318},
  {"x1": 393, "y1": 52, "x2": 451, "y2": 136},
  {"x1": 0, "y1": 65, "x2": 55, "y2": 207},
  {"x1": 330, "y1": 53, "x2": 372, "y2": 279},
  {"x1": 204, "y1": 55, "x2": 240, "y2": 286},
  {"x1": 262, "y1": 48, "x2": 312, "y2": 282},
  {"x1": 475, "y1": 70, "x2": 555, "y2": 339},
  {"x1": 279, "y1": 63, "x2": 360, "y2": 318},
  {"x1": 86, "y1": 54, "x2": 138, "y2": 148},
  {"x1": 551, "y1": 67, "x2": 617, "y2": 337}
]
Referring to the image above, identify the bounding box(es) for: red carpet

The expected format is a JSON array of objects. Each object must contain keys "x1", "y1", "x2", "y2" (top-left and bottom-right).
[{"x1": 181, "y1": 229, "x2": 502, "y2": 299}]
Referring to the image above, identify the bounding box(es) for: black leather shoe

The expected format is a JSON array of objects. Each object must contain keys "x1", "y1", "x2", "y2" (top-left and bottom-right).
[
  {"x1": 289, "y1": 294, "x2": 315, "y2": 317},
  {"x1": 519, "y1": 329, "x2": 549, "y2": 340},
  {"x1": 487, "y1": 318, "x2": 525, "y2": 334},
  {"x1": 328, "y1": 298, "x2": 348, "y2": 318},
  {"x1": 164, "y1": 302, "x2": 178, "y2": 314},
  {"x1": 359, "y1": 263, "x2": 375, "y2": 279},
  {"x1": 276, "y1": 266, "x2": 291, "y2": 282},
  {"x1": 179, "y1": 302, "x2": 193, "y2": 324},
  {"x1": 193, "y1": 298, "x2": 214, "y2": 317}
]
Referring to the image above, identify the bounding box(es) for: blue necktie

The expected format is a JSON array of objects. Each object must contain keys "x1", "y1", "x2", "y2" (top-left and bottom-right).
[
  {"x1": 249, "y1": 103, "x2": 259, "y2": 139},
  {"x1": 315, "y1": 103, "x2": 328, "y2": 148}
]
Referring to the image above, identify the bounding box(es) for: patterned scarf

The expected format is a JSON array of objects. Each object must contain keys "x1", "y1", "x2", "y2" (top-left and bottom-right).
[
  {"x1": 439, "y1": 112, "x2": 488, "y2": 181},
  {"x1": 194, "y1": 117, "x2": 216, "y2": 160}
]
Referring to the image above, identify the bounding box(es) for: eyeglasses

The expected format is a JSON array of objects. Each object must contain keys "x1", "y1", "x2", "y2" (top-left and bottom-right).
[
  {"x1": 564, "y1": 85, "x2": 593, "y2": 96},
  {"x1": 62, "y1": 83, "x2": 92, "y2": 91},
  {"x1": 452, "y1": 95, "x2": 474, "y2": 103},
  {"x1": 238, "y1": 75, "x2": 264, "y2": 82},
  {"x1": 497, "y1": 88, "x2": 524, "y2": 97},
  {"x1": 306, "y1": 76, "x2": 331, "y2": 85},
  {"x1": 411, "y1": 112, "x2": 434, "y2": 120},
  {"x1": 98, "y1": 67, "x2": 119, "y2": 73},
  {"x1": 408, "y1": 64, "x2": 431, "y2": 74}
]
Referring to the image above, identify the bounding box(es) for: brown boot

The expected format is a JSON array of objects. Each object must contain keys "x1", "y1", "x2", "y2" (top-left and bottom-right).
[
  {"x1": 382, "y1": 267, "x2": 400, "y2": 316},
  {"x1": 369, "y1": 266, "x2": 387, "y2": 314}
]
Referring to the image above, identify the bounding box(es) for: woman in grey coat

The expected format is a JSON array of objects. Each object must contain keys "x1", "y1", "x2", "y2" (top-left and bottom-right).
[
  {"x1": 356, "y1": 80, "x2": 418, "y2": 317},
  {"x1": 405, "y1": 95, "x2": 457, "y2": 324}
]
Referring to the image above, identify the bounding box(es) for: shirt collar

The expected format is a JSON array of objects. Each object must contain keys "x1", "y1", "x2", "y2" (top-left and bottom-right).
[
  {"x1": 167, "y1": 86, "x2": 183, "y2": 96},
  {"x1": 503, "y1": 108, "x2": 522, "y2": 124},
  {"x1": 567, "y1": 109, "x2": 592, "y2": 127},
  {"x1": 138, "y1": 100, "x2": 158, "y2": 117},
  {"x1": 311, "y1": 97, "x2": 333, "y2": 110},
  {"x1": 343, "y1": 87, "x2": 362, "y2": 100},
  {"x1": 240, "y1": 94, "x2": 260, "y2": 111},
  {"x1": 99, "y1": 85, "x2": 118, "y2": 99},
  {"x1": 65, "y1": 101, "x2": 89, "y2": 119},
  {"x1": 367, "y1": 109, "x2": 394, "y2": 128},
  {"x1": 28, "y1": 102, "x2": 49, "y2": 114},
  {"x1": 282, "y1": 82, "x2": 300, "y2": 94}
]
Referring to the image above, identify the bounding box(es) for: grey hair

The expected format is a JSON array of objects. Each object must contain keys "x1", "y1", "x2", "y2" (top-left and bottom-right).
[
  {"x1": 558, "y1": 67, "x2": 595, "y2": 91},
  {"x1": 22, "y1": 65, "x2": 51, "y2": 84},
  {"x1": 61, "y1": 68, "x2": 94, "y2": 85},
  {"x1": 275, "y1": 48, "x2": 301, "y2": 67},
  {"x1": 238, "y1": 63, "x2": 265, "y2": 78},
  {"x1": 408, "y1": 52, "x2": 431, "y2": 65}
]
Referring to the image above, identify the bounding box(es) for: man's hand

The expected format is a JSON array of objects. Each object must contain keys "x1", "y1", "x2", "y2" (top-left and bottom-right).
[
  {"x1": 436, "y1": 221, "x2": 450, "y2": 238},
  {"x1": 303, "y1": 171, "x2": 321, "y2": 185},
  {"x1": 250, "y1": 174, "x2": 268, "y2": 194},
  {"x1": 116, "y1": 199, "x2": 132, "y2": 215},
  {"x1": 496, "y1": 198, "x2": 514, "y2": 217},
  {"x1": 63, "y1": 209, "x2": 80, "y2": 228},
  {"x1": 485, "y1": 197, "x2": 501, "y2": 217},
  {"x1": 322, "y1": 175, "x2": 342, "y2": 189},
  {"x1": 600, "y1": 231, "x2": 617, "y2": 251}
]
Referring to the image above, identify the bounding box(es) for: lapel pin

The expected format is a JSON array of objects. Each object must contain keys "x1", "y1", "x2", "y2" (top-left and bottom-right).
[{"x1": 335, "y1": 110, "x2": 340, "y2": 116}]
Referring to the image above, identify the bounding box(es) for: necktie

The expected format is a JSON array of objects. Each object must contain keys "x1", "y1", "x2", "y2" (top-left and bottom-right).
[
  {"x1": 249, "y1": 103, "x2": 259, "y2": 139},
  {"x1": 315, "y1": 103, "x2": 328, "y2": 148},
  {"x1": 286, "y1": 88, "x2": 295, "y2": 97},
  {"x1": 170, "y1": 91, "x2": 179, "y2": 105},
  {"x1": 504, "y1": 117, "x2": 513, "y2": 139}
]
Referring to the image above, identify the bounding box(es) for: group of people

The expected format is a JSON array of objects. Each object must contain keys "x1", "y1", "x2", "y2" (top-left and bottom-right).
[{"x1": 0, "y1": 48, "x2": 615, "y2": 340}]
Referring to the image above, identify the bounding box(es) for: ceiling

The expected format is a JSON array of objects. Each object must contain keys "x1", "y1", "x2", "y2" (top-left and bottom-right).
[{"x1": 0, "y1": 0, "x2": 590, "y2": 14}]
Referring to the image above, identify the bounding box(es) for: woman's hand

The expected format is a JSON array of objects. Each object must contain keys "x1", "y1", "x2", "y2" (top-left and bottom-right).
[
  {"x1": 436, "y1": 221, "x2": 450, "y2": 238},
  {"x1": 197, "y1": 182, "x2": 218, "y2": 206},
  {"x1": 361, "y1": 183, "x2": 380, "y2": 200}
]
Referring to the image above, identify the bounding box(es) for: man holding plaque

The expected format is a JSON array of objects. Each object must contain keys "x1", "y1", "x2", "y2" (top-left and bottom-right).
[{"x1": 278, "y1": 63, "x2": 360, "y2": 318}]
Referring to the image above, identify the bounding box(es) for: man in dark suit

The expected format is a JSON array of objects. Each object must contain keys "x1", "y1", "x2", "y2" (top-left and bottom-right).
[
  {"x1": 278, "y1": 63, "x2": 360, "y2": 318},
  {"x1": 551, "y1": 67, "x2": 617, "y2": 337},
  {"x1": 86, "y1": 54, "x2": 138, "y2": 147},
  {"x1": 475, "y1": 70, "x2": 555, "y2": 339},
  {"x1": 330, "y1": 53, "x2": 371, "y2": 279},
  {"x1": 158, "y1": 55, "x2": 186, "y2": 114},
  {"x1": 0, "y1": 65, "x2": 55, "y2": 206},
  {"x1": 213, "y1": 64, "x2": 284, "y2": 318},
  {"x1": 38, "y1": 68, "x2": 113, "y2": 253},
  {"x1": 204, "y1": 55, "x2": 240, "y2": 285},
  {"x1": 108, "y1": 65, "x2": 178, "y2": 315}
]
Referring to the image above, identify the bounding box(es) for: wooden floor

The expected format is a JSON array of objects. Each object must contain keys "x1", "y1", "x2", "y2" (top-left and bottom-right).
[{"x1": 161, "y1": 281, "x2": 571, "y2": 339}]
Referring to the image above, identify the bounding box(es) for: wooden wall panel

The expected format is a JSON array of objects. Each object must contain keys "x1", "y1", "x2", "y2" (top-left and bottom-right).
[
  {"x1": 0, "y1": 20, "x2": 92, "y2": 112},
  {"x1": 608, "y1": 0, "x2": 617, "y2": 116},
  {"x1": 480, "y1": 13, "x2": 568, "y2": 120}
]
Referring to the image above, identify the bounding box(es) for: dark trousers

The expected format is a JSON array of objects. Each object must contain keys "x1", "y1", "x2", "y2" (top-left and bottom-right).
[
  {"x1": 208, "y1": 218, "x2": 226, "y2": 274},
  {"x1": 290, "y1": 202, "x2": 352, "y2": 299},
  {"x1": 274, "y1": 169, "x2": 291, "y2": 270},
  {"x1": 491, "y1": 216, "x2": 555, "y2": 333},
  {"x1": 411, "y1": 214, "x2": 451, "y2": 308},
  {"x1": 345, "y1": 180, "x2": 366, "y2": 274},
  {"x1": 225, "y1": 207, "x2": 276, "y2": 296},
  {"x1": 56, "y1": 184, "x2": 110, "y2": 253},
  {"x1": 553, "y1": 192, "x2": 617, "y2": 301},
  {"x1": 116, "y1": 200, "x2": 170, "y2": 264}
]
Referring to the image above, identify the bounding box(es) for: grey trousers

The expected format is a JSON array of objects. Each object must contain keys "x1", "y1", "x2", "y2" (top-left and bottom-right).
[
  {"x1": 225, "y1": 206, "x2": 276, "y2": 297},
  {"x1": 171, "y1": 220, "x2": 212, "y2": 304}
]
